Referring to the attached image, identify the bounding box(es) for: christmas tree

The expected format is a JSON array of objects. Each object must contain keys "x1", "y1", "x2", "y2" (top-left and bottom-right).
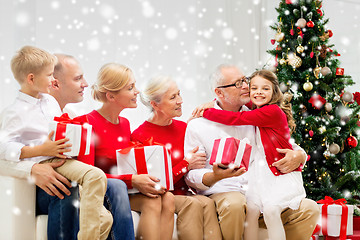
[{"x1": 267, "y1": 0, "x2": 360, "y2": 204}]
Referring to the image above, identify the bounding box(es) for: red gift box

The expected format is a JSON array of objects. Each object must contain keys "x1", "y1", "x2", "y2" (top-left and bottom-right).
[
  {"x1": 336, "y1": 68, "x2": 344, "y2": 76},
  {"x1": 49, "y1": 113, "x2": 92, "y2": 157},
  {"x1": 116, "y1": 142, "x2": 173, "y2": 194},
  {"x1": 209, "y1": 137, "x2": 251, "y2": 170}
]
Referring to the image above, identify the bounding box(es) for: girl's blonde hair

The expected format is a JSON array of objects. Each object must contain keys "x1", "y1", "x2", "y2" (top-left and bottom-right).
[
  {"x1": 11, "y1": 46, "x2": 57, "y2": 84},
  {"x1": 250, "y1": 69, "x2": 296, "y2": 133},
  {"x1": 92, "y1": 63, "x2": 133, "y2": 102},
  {"x1": 140, "y1": 76, "x2": 174, "y2": 111}
]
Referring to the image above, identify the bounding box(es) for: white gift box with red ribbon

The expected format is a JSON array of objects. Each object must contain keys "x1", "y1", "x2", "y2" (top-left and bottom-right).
[
  {"x1": 209, "y1": 137, "x2": 251, "y2": 170},
  {"x1": 116, "y1": 145, "x2": 174, "y2": 194},
  {"x1": 317, "y1": 197, "x2": 353, "y2": 238},
  {"x1": 49, "y1": 114, "x2": 92, "y2": 157}
]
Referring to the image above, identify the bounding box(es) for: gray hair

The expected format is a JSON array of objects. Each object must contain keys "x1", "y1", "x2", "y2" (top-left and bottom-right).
[
  {"x1": 209, "y1": 64, "x2": 238, "y2": 90},
  {"x1": 140, "y1": 76, "x2": 175, "y2": 111}
]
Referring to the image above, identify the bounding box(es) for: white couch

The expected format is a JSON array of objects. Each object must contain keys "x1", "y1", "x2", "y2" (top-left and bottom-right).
[{"x1": 0, "y1": 175, "x2": 178, "y2": 240}]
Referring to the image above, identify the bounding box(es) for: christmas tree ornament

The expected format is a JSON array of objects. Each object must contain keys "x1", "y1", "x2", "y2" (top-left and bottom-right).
[
  {"x1": 317, "y1": 9, "x2": 323, "y2": 16},
  {"x1": 313, "y1": 67, "x2": 321, "y2": 79},
  {"x1": 288, "y1": 53, "x2": 302, "y2": 69},
  {"x1": 297, "y1": 45, "x2": 304, "y2": 54},
  {"x1": 357, "y1": 120, "x2": 360, "y2": 127},
  {"x1": 327, "y1": 30, "x2": 333, "y2": 37},
  {"x1": 271, "y1": 39, "x2": 276, "y2": 45},
  {"x1": 293, "y1": 9, "x2": 300, "y2": 17},
  {"x1": 307, "y1": 20, "x2": 314, "y2": 28},
  {"x1": 280, "y1": 82, "x2": 289, "y2": 92},
  {"x1": 342, "y1": 92, "x2": 354, "y2": 102},
  {"x1": 336, "y1": 68, "x2": 344, "y2": 76},
  {"x1": 286, "y1": 0, "x2": 292, "y2": 4},
  {"x1": 325, "y1": 102, "x2": 332, "y2": 112},
  {"x1": 279, "y1": 58, "x2": 287, "y2": 65},
  {"x1": 353, "y1": 92, "x2": 360, "y2": 105},
  {"x1": 309, "y1": 130, "x2": 314, "y2": 137},
  {"x1": 341, "y1": 115, "x2": 350, "y2": 123},
  {"x1": 329, "y1": 143, "x2": 340, "y2": 154},
  {"x1": 310, "y1": 51, "x2": 314, "y2": 58},
  {"x1": 309, "y1": 93, "x2": 326, "y2": 109},
  {"x1": 319, "y1": 45, "x2": 327, "y2": 59},
  {"x1": 319, "y1": 126, "x2": 326, "y2": 134},
  {"x1": 275, "y1": 31, "x2": 285, "y2": 42},
  {"x1": 346, "y1": 136, "x2": 358, "y2": 149},
  {"x1": 320, "y1": 66, "x2": 331, "y2": 76},
  {"x1": 303, "y1": 81, "x2": 313, "y2": 91},
  {"x1": 296, "y1": 18, "x2": 307, "y2": 28}
]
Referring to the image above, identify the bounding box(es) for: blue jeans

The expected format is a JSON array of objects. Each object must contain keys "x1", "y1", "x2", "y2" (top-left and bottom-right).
[
  {"x1": 104, "y1": 178, "x2": 135, "y2": 240},
  {"x1": 36, "y1": 186, "x2": 80, "y2": 240}
]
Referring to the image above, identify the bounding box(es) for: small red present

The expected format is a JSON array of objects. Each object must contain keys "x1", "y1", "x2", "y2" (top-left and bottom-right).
[
  {"x1": 336, "y1": 68, "x2": 344, "y2": 76},
  {"x1": 209, "y1": 137, "x2": 251, "y2": 170},
  {"x1": 49, "y1": 113, "x2": 92, "y2": 157},
  {"x1": 116, "y1": 143, "x2": 173, "y2": 194}
]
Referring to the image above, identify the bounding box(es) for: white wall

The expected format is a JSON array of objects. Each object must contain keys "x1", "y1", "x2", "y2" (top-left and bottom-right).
[{"x1": 0, "y1": 0, "x2": 359, "y2": 130}]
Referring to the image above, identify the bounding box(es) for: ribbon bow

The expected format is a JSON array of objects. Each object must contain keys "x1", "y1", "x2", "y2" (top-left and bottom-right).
[
  {"x1": 119, "y1": 137, "x2": 161, "y2": 154},
  {"x1": 316, "y1": 196, "x2": 348, "y2": 240},
  {"x1": 54, "y1": 113, "x2": 89, "y2": 125}
]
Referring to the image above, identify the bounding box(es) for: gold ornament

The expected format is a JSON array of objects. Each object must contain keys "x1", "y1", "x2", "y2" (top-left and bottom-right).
[
  {"x1": 296, "y1": 18, "x2": 307, "y2": 28},
  {"x1": 313, "y1": 67, "x2": 321, "y2": 79},
  {"x1": 296, "y1": 45, "x2": 305, "y2": 54},
  {"x1": 303, "y1": 82, "x2": 313, "y2": 91},
  {"x1": 329, "y1": 143, "x2": 340, "y2": 154},
  {"x1": 320, "y1": 66, "x2": 331, "y2": 76},
  {"x1": 325, "y1": 102, "x2": 332, "y2": 112},
  {"x1": 275, "y1": 32, "x2": 285, "y2": 42},
  {"x1": 279, "y1": 58, "x2": 287, "y2": 65},
  {"x1": 342, "y1": 92, "x2": 354, "y2": 102},
  {"x1": 288, "y1": 54, "x2": 302, "y2": 68}
]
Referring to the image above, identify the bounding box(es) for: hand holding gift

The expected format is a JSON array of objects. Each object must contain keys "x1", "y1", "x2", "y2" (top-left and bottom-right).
[{"x1": 39, "y1": 131, "x2": 72, "y2": 158}]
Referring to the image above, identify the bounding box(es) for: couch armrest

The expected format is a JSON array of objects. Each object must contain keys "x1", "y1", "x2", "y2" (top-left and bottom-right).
[{"x1": 0, "y1": 175, "x2": 36, "y2": 240}]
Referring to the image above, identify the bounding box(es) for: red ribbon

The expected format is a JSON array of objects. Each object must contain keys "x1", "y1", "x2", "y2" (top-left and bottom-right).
[
  {"x1": 317, "y1": 196, "x2": 348, "y2": 240},
  {"x1": 53, "y1": 113, "x2": 89, "y2": 156}
]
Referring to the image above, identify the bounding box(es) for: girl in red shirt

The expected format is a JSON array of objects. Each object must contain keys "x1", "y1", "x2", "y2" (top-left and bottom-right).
[
  {"x1": 199, "y1": 70, "x2": 306, "y2": 240},
  {"x1": 79, "y1": 63, "x2": 174, "y2": 240}
]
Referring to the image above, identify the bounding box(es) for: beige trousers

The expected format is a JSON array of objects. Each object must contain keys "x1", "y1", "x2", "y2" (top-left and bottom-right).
[
  {"x1": 209, "y1": 192, "x2": 319, "y2": 240},
  {"x1": 42, "y1": 159, "x2": 112, "y2": 240},
  {"x1": 175, "y1": 194, "x2": 222, "y2": 240}
]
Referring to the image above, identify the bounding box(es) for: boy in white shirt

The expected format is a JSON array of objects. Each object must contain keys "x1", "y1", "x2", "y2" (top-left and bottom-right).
[{"x1": 0, "y1": 46, "x2": 112, "y2": 240}]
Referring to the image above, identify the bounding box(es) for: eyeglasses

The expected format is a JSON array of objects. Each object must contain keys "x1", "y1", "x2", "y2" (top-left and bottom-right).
[{"x1": 217, "y1": 77, "x2": 250, "y2": 89}]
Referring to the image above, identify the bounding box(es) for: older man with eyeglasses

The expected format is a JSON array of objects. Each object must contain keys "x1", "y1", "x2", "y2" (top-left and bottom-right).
[{"x1": 185, "y1": 64, "x2": 319, "y2": 240}]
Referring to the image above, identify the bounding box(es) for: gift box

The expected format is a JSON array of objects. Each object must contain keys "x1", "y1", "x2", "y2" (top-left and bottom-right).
[
  {"x1": 317, "y1": 196, "x2": 354, "y2": 239},
  {"x1": 116, "y1": 144, "x2": 174, "y2": 194},
  {"x1": 49, "y1": 113, "x2": 92, "y2": 157},
  {"x1": 209, "y1": 137, "x2": 251, "y2": 170}
]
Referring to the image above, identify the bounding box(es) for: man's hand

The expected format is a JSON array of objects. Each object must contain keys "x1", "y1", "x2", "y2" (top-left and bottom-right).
[
  {"x1": 132, "y1": 174, "x2": 166, "y2": 198},
  {"x1": 202, "y1": 164, "x2": 246, "y2": 187},
  {"x1": 185, "y1": 146, "x2": 206, "y2": 170},
  {"x1": 272, "y1": 148, "x2": 306, "y2": 174},
  {"x1": 31, "y1": 160, "x2": 72, "y2": 199}
]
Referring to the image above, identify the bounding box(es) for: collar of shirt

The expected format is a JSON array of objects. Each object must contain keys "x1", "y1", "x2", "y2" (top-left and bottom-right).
[
  {"x1": 17, "y1": 91, "x2": 48, "y2": 105},
  {"x1": 214, "y1": 99, "x2": 250, "y2": 112}
]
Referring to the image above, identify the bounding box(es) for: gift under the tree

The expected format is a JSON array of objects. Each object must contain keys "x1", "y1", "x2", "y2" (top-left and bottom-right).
[
  {"x1": 116, "y1": 143, "x2": 173, "y2": 194},
  {"x1": 209, "y1": 137, "x2": 251, "y2": 170},
  {"x1": 49, "y1": 113, "x2": 92, "y2": 157},
  {"x1": 317, "y1": 196, "x2": 354, "y2": 240}
]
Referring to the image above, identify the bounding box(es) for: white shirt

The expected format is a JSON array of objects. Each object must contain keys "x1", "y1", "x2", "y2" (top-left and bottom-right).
[
  {"x1": 184, "y1": 102, "x2": 304, "y2": 196},
  {"x1": 0, "y1": 91, "x2": 62, "y2": 163}
]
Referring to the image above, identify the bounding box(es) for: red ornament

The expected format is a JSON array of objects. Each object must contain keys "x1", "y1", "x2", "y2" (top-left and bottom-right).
[
  {"x1": 327, "y1": 30, "x2": 333, "y2": 37},
  {"x1": 308, "y1": 94, "x2": 326, "y2": 109},
  {"x1": 276, "y1": 45, "x2": 282, "y2": 51},
  {"x1": 347, "y1": 136, "x2": 358, "y2": 149},
  {"x1": 310, "y1": 52, "x2": 314, "y2": 58},
  {"x1": 336, "y1": 68, "x2": 344, "y2": 76},
  {"x1": 317, "y1": 9, "x2": 323, "y2": 16},
  {"x1": 353, "y1": 92, "x2": 360, "y2": 105},
  {"x1": 286, "y1": 0, "x2": 292, "y2": 4},
  {"x1": 271, "y1": 39, "x2": 276, "y2": 45},
  {"x1": 309, "y1": 130, "x2": 314, "y2": 137},
  {"x1": 297, "y1": 27, "x2": 304, "y2": 38},
  {"x1": 307, "y1": 21, "x2": 314, "y2": 28},
  {"x1": 357, "y1": 120, "x2": 360, "y2": 127},
  {"x1": 290, "y1": 29, "x2": 294, "y2": 36}
]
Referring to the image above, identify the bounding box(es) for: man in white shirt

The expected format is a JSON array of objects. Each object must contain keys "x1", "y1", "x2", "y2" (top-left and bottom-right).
[{"x1": 185, "y1": 64, "x2": 319, "y2": 240}]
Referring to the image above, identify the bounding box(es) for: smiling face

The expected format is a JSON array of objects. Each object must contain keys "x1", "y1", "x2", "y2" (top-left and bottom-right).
[
  {"x1": 249, "y1": 75, "x2": 274, "y2": 108},
  {"x1": 32, "y1": 63, "x2": 55, "y2": 95},
  {"x1": 154, "y1": 81, "x2": 183, "y2": 119},
  {"x1": 112, "y1": 75, "x2": 139, "y2": 110}
]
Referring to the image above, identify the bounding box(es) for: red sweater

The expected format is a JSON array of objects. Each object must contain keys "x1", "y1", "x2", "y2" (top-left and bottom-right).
[
  {"x1": 77, "y1": 110, "x2": 133, "y2": 187},
  {"x1": 131, "y1": 120, "x2": 190, "y2": 195},
  {"x1": 203, "y1": 105, "x2": 301, "y2": 176}
]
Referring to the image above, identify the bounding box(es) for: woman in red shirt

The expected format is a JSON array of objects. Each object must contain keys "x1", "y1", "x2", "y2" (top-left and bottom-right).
[
  {"x1": 79, "y1": 63, "x2": 174, "y2": 240},
  {"x1": 131, "y1": 76, "x2": 221, "y2": 240}
]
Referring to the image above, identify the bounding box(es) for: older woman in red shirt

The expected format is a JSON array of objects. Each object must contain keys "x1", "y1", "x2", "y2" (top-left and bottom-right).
[{"x1": 131, "y1": 76, "x2": 221, "y2": 240}]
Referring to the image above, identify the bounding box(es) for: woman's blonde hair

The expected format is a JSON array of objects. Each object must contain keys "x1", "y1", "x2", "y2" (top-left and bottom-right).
[
  {"x1": 250, "y1": 69, "x2": 296, "y2": 133},
  {"x1": 92, "y1": 63, "x2": 133, "y2": 102},
  {"x1": 140, "y1": 76, "x2": 174, "y2": 111},
  {"x1": 11, "y1": 46, "x2": 57, "y2": 84}
]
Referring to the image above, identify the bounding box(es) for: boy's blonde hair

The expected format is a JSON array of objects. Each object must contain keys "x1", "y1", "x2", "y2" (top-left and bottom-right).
[
  {"x1": 92, "y1": 63, "x2": 133, "y2": 103},
  {"x1": 10, "y1": 46, "x2": 57, "y2": 84}
]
